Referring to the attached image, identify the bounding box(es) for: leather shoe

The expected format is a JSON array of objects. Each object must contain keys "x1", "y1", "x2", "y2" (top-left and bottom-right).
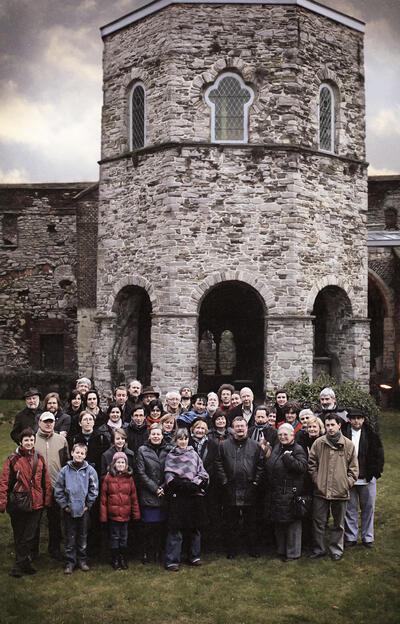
[{"x1": 330, "y1": 554, "x2": 342, "y2": 561}]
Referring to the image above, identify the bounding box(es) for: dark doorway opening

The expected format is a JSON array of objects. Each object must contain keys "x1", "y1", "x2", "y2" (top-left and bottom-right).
[{"x1": 198, "y1": 281, "x2": 265, "y2": 397}]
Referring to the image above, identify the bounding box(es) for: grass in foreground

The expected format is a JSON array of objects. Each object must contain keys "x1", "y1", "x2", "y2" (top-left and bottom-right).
[{"x1": 0, "y1": 402, "x2": 399, "y2": 624}]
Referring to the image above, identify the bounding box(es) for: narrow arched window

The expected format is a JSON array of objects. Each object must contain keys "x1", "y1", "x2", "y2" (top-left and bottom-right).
[
  {"x1": 205, "y1": 73, "x2": 254, "y2": 143},
  {"x1": 130, "y1": 83, "x2": 145, "y2": 149},
  {"x1": 318, "y1": 84, "x2": 335, "y2": 152}
]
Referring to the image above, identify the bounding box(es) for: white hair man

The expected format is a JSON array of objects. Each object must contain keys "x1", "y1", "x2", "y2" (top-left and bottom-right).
[{"x1": 228, "y1": 387, "x2": 256, "y2": 427}]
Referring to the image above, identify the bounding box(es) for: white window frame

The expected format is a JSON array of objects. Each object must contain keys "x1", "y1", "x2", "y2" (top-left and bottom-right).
[
  {"x1": 318, "y1": 83, "x2": 335, "y2": 154},
  {"x1": 205, "y1": 72, "x2": 254, "y2": 144},
  {"x1": 129, "y1": 82, "x2": 146, "y2": 150}
]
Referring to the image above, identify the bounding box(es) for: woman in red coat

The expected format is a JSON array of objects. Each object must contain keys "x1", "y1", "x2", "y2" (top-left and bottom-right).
[
  {"x1": 100, "y1": 451, "x2": 140, "y2": 570},
  {"x1": 0, "y1": 428, "x2": 52, "y2": 577}
]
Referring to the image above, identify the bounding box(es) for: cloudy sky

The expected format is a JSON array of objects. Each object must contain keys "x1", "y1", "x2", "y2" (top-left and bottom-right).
[{"x1": 0, "y1": 0, "x2": 399, "y2": 183}]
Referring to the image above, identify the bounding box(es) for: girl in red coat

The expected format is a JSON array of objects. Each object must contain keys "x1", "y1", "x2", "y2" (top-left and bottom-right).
[{"x1": 100, "y1": 451, "x2": 140, "y2": 570}]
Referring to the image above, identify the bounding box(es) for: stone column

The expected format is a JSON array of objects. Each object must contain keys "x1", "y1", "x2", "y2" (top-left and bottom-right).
[
  {"x1": 151, "y1": 312, "x2": 198, "y2": 394},
  {"x1": 93, "y1": 312, "x2": 117, "y2": 398},
  {"x1": 351, "y1": 318, "x2": 370, "y2": 389},
  {"x1": 265, "y1": 316, "x2": 314, "y2": 391}
]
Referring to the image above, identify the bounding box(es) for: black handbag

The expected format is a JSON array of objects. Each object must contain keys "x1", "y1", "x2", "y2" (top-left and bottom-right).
[
  {"x1": 8, "y1": 452, "x2": 39, "y2": 513},
  {"x1": 292, "y1": 493, "x2": 313, "y2": 519}
]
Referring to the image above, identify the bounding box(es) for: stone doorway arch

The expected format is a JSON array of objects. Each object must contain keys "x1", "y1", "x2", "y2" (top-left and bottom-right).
[{"x1": 198, "y1": 280, "x2": 265, "y2": 397}]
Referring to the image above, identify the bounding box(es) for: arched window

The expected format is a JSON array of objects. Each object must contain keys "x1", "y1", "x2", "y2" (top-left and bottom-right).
[
  {"x1": 130, "y1": 83, "x2": 145, "y2": 150},
  {"x1": 318, "y1": 83, "x2": 335, "y2": 153},
  {"x1": 205, "y1": 73, "x2": 254, "y2": 143}
]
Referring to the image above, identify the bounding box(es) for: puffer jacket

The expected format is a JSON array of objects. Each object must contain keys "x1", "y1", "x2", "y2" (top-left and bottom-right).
[
  {"x1": 266, "y1": 442, "x2": 308, "y2": 523},
  {"x1": 136, "y1": 441, "x2": 169, "y2": 508},
  {"x1": 0, "y1": 447, "x2": 52, "y2": 513},
  {"x1": 216, "y1": 436, "x2": 265, "y2": 506},
  {"x1": 54, "y1": 460, "x2": 99, "y2": 518},
  {"x1": 100, "y1": 468, "x2": 141, "y2": 523},
  {"x1": 308, "y1": 433, "x2": 358, "y2": 500}
]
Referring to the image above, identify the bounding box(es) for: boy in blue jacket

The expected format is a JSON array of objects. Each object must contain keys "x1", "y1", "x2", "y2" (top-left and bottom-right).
[{"x1": 54, "y1": 442, "x2": 99, "y2": 574}]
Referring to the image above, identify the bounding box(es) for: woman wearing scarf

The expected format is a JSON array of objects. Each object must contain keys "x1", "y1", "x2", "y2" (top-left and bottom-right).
[{"x1": 164, "y1": 428, "x2": 209, "y2": 571}]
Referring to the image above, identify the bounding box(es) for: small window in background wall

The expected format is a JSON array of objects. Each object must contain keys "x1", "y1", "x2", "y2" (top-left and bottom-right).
[
  {"x1": 319, "y1": 84, "x2": 335, "y2": 153},
  {"x1": 130, "y1": 83, "x2": 145, "y2": 149},
  {"x1": 205, "y1": 73, "x2": 254, "y2": 143}
]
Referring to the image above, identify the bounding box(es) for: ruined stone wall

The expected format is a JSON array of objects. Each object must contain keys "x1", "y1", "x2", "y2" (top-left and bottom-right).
[{"x1": 368, "y1": 177, "x2": 400, "y2": 230}]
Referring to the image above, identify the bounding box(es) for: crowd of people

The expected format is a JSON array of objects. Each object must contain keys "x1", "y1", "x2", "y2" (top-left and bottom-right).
[{"x1": 0, "y1": 378, "x2": 384, "y2": 577}]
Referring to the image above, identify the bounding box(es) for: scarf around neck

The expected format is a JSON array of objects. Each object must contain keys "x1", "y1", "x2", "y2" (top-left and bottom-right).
[{"x1": 164, "y1": 446, "x2": 208, "y2": 487}]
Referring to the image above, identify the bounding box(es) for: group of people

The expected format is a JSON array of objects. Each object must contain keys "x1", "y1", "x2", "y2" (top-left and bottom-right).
[{"x1": 0, "y1": 378, "x2": 384, "y2": 577}]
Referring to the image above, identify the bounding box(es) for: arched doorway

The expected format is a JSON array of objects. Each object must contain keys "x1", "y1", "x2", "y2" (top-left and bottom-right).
[
  {"x1": 111, "y1": 285, "x2": 152, "y2": 387},
  {"x1": 312, "y1": 286, "x2": 353, "y2": 382},
  {"x1": 198, "y1": 281, "x2": 265, "y2": 397}
]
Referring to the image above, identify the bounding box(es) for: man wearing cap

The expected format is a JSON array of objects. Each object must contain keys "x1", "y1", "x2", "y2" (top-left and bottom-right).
[
  {"x1": 11, "y1": 388, "x2": 42, "y2": 443},
  {"x1": 35, "y1": 411, "x2": 70, "y2": 559},
  {"x1": 308, "y1": 414, "x2": 358, "y2": 561},
  {"x1": 140, "y1": 386, "x2": 160, "y2": 407},
  {"x1": 343, "y1": 409, "x2": 384, "y2": 549}
]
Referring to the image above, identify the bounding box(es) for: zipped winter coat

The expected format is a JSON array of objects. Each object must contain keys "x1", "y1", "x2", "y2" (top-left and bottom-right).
[
  {"x1": 35, "y1": 430, "x2": 70, "y2": 487},
  {"x1": 54, "y1": 460, "x2": 99, "y2": 518},
  {"x1": 308, "y1": 433, "x2": 358, "y2": 500},
  {"x1": 0, "y1": 447, "x2": 52, "y2": 513},
  {"x1": 342, "y1": 422, "x2": 384, "y2": 482},
  {"x1": 100, "y1": 467, "x2": 141, "y2": 522},
  {"x1": 216, "y1": 436, "x2": 265, "y2": 506},
  {"x1": 265, "y1": 442, "x2": 308, "y2": 523},
  {"x1": 136, "y1": 441, "x2": 169, "y2": 508},
  {"x1": 124, "y1": 422, "x2": 149, "y2": 454}
]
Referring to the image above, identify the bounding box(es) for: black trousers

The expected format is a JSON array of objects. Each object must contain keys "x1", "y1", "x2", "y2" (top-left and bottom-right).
[
  {"x1": 10, "y1": 509, "x2": 42, "y2": 567},
  {"x1": 225, "y1": 505, "x2": 258, "y2": 556},
  {"x1": 33, "y1": 501, "x2": 63, "y2": 556}
]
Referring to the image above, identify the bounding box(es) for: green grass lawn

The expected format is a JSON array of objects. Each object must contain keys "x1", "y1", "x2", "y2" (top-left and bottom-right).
[{"x1": 0, "y1": 401, "x2": 399, "y2": 624}]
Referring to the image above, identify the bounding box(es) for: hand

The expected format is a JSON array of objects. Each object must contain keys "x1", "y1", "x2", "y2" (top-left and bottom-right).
[
  {"x1": 65, "y1": 506, "x2": 71, "y2": 513},
  {"x1": 83, "y1": 506, "x2": 88, "y2": 513}
]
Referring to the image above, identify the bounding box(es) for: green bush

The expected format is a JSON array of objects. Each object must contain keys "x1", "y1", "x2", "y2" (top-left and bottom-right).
[
  {"x1": 281, "y1": 374, "x2": 380, "y2": 430},
  {"x1": 0, "y1": 371, "x2": 77, "y2": 401}
]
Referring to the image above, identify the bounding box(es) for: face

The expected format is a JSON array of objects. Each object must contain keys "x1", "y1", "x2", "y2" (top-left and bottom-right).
[
  {"x1": 255, "y1": 410, "x2": 268, "y2": 425},
  {"x1": 167, "y1": 395, "x2": 180, "y2": 410},
  {"x1": 232, "y1": 420, "x2": 248, "y2": 439},
  {"x1": 109, "y1": 407, "x2": 122, "y2": 423},
  {"x1": 231, "y1": 393, "x2": 241, "y2": 407},
  {"x1": 194, "y1": 398, "x2": 206, "y2": 413},
  {"x1": 207, "y1": 396, "x2": 218, "y2": 410},
  {"x1": 150, "y1": 405, "x2": 162, "y2": 419},
  {"x1": 299, "y1": 413, "x2": 311, "y2": 428},
  {"x1": 26, "y1": 394, "x2": 40, "y2": 409},
  {"x1": 162, "y1": 420, "x2": 175, "y2": 433},
  {"x1": 128, "y1": 381, "x2": 142, "y2": 397},
  {"x1": 71, "y1": 394, "x2": 82, "y2": 409},
  {"x1": 77, "y1": 381, "x2": 90, "y2": 395},
  {"x1": 21, "y1": 435, "x2": 35, "y2": 450},
  {"x1": 180, "y1": 387, "x2": 191, "y2": 399},
  {"x1": 276, "y1": 393, "x2": 287, "y2": 406},
  {"x1": 45, "y1": 397, "x2": 59, "y2": 413},
  {"x1": 177, "y1": 436, "x2": 189, "y2": 449},
  {"x1": 114, "y1": 433, "x2": 126, "y2": 449},
  {"x1": 240, "y1": 389, "x2": 253, "y2": 408},
  {"x1": 220, "y1": 389, "x2": 232, "y2": 405},
  {"x1": 80, "y1": 414, "x2": 95, "y2": 432},
  {"x1": 307, "y1": 421, "x2": 320, "y2": 437},
  {"x1": 193, "y1": 422, "x2": 207, "y2": 439},
  {"x1": 267, "y1": 412, "x2": 276, "y2": 426},
  {"x1": 325, "y1": 419, "x2": 341, "y2": 436},
  {"x1": 215, "y1": 415, "x2": 226, "y2": 429},
  {"x1": 320, "y1": 394, "x2": 335, "y2": 409},
  {"x1": 115, "y1": 389, "x2": 127, "y2": 406},
  {"x1": 72, "y1": 446, "x2": 87, "y2": 463},
  {"x1": 278, "y1": 429, "x2": 295, "y2": 445},
  {"x1": 39, "y1": 418, "x2": 55, "y2": 435},
  {"x1": 115, "y1": 458, "x2": 127, "y2": 472},
  {"x1": 86, "y1": 392, "x2": 98, "y2": 408},
  {"x1": 149, "y1": 428, "x2": 163, "y2": 445},
  {"x1": 143, "y1": 394, "x2": 155, "y2": 405},
  {"x1": 349, "y1": 416, "x2": 365, "y2": 431},
  {"x1": 132, "y1": 409, "x2": 145, "y2": 425},
  {"x1": 285, "y1": 410, "x2": 297, "y2": 424}
]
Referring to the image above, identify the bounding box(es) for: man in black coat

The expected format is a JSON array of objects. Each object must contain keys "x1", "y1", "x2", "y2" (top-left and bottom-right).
[
  {"x1": 216, "y1": 416, "x2": 265, "y2": 558},
  {"x1": 343, "y1": 408, "x2": 384, "y2": 548},
  {"x1": 227, "y1": 387, "x2": 257, "y2": 427},
  {"x1": 11, "y1": 388, "x2": 41, "y2": 443}
]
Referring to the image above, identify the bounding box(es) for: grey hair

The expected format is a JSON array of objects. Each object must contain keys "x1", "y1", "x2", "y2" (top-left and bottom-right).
[{"x1": 319, "y1": 387, "x2": 336, "y2": 399}]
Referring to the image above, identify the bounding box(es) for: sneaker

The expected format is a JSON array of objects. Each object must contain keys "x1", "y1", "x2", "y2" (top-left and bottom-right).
[
  {"x1": 189, "y1": 559, "x2": 202, "y2": 566},
  {"x1": 79, "y1": 562, "x2": 90, "y2": 572},
  {"x1": 64, "y1": 563, "x2": 74, "y2": 575},
  {"x1": 165, "y1": 564, "x2": 180, "y2": 572}
]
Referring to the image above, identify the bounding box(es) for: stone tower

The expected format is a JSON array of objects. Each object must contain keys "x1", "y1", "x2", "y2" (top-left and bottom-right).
[{"x1": 92, "y1": 0, "x2": 369, "y2": 397}]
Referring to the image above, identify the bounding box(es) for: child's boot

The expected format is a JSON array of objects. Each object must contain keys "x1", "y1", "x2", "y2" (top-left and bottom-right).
[
  {"x1": 119, "y1": 548, "x2": 129, "y2": 570},
  {"x1": 111, "y1": 549, "x2": 120, "y2": 570}
]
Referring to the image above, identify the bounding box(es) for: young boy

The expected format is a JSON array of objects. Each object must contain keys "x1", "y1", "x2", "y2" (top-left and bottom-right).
[{"x1": 54, "y1": 442, "x2": 99, "y2": 574}]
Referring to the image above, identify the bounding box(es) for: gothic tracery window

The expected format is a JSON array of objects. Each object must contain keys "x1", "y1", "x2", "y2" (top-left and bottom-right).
[
  {"x1": 318, "y1": 84, "x2": 335, "y2": 153},
  {"x1": 205, "y1": 73, "x2": 254, "y2": 143},
  {"x1": 130, "y1": 83, "x2": 145, "y2": 150}
]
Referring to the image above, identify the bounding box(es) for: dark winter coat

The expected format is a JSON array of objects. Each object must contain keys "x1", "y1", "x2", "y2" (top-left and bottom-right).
[
  {"x1": 69, "y1": 426, "x2": 111, "y2": 476},
  {"x1": 265, "y1": 441, "x2": 308, "y2": 523},
  {"x1": 124, "y1": 422, "x2": 149, "y2": 454},
  {"x1": 101, "y1": 446, "x2": 135, "y2": 476},
  {"x1": 343, "y1": 422, "x2": 384, "y2": 481},
  {"x1": 190, "y1": 436, "x2": 219, "y2": 483},
  {"x1": 100, "y1": 468, "x2": 141, "y2": 522},
  {"x1": 136, "y1": 441, "x2": 169, "y2": 508},
  {"x1": 248, "y1": 424, "x2": 278, "y2": 446},
  {"x1": 0, "y1": 447, "x2": 52, "y2": 513},
  {"x1": 10, "y1": 407, "x2": 41, "y2": 443},
  {"x1": 216, "y1": 436, "x2": 265, "y2": 507}
]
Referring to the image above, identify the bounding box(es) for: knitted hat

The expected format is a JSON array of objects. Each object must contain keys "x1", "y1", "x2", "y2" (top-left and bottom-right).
[{"x1": 112, "y1": 451, "x2": 128, "y2": 463}]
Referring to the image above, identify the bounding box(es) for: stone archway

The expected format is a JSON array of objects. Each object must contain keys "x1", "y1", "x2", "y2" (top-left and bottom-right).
[{"x1": 198, "y1": 280, "x2": 265, "y2": 397}]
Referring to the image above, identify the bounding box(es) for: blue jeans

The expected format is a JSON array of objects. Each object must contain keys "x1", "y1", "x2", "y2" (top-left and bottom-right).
[
  {"x1": 63, "y1": 510, "x2": 89, "y2": 565},
  {"x1": 109, "y1": 521, "x2": 129, "y2": 549},
  {"x1": 165, "y1": 528, "x2": 201, "y2": 566}
]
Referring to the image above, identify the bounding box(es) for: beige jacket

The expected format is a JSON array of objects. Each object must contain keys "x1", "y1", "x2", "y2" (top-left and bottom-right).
[{"x1": 308, "y1": 433, "x2": 358, "y2": 500}]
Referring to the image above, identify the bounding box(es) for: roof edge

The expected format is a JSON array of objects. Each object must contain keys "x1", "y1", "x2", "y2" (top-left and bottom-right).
[{"x1": 100, "y1": 0, "x2": 365, "y2": 38}]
